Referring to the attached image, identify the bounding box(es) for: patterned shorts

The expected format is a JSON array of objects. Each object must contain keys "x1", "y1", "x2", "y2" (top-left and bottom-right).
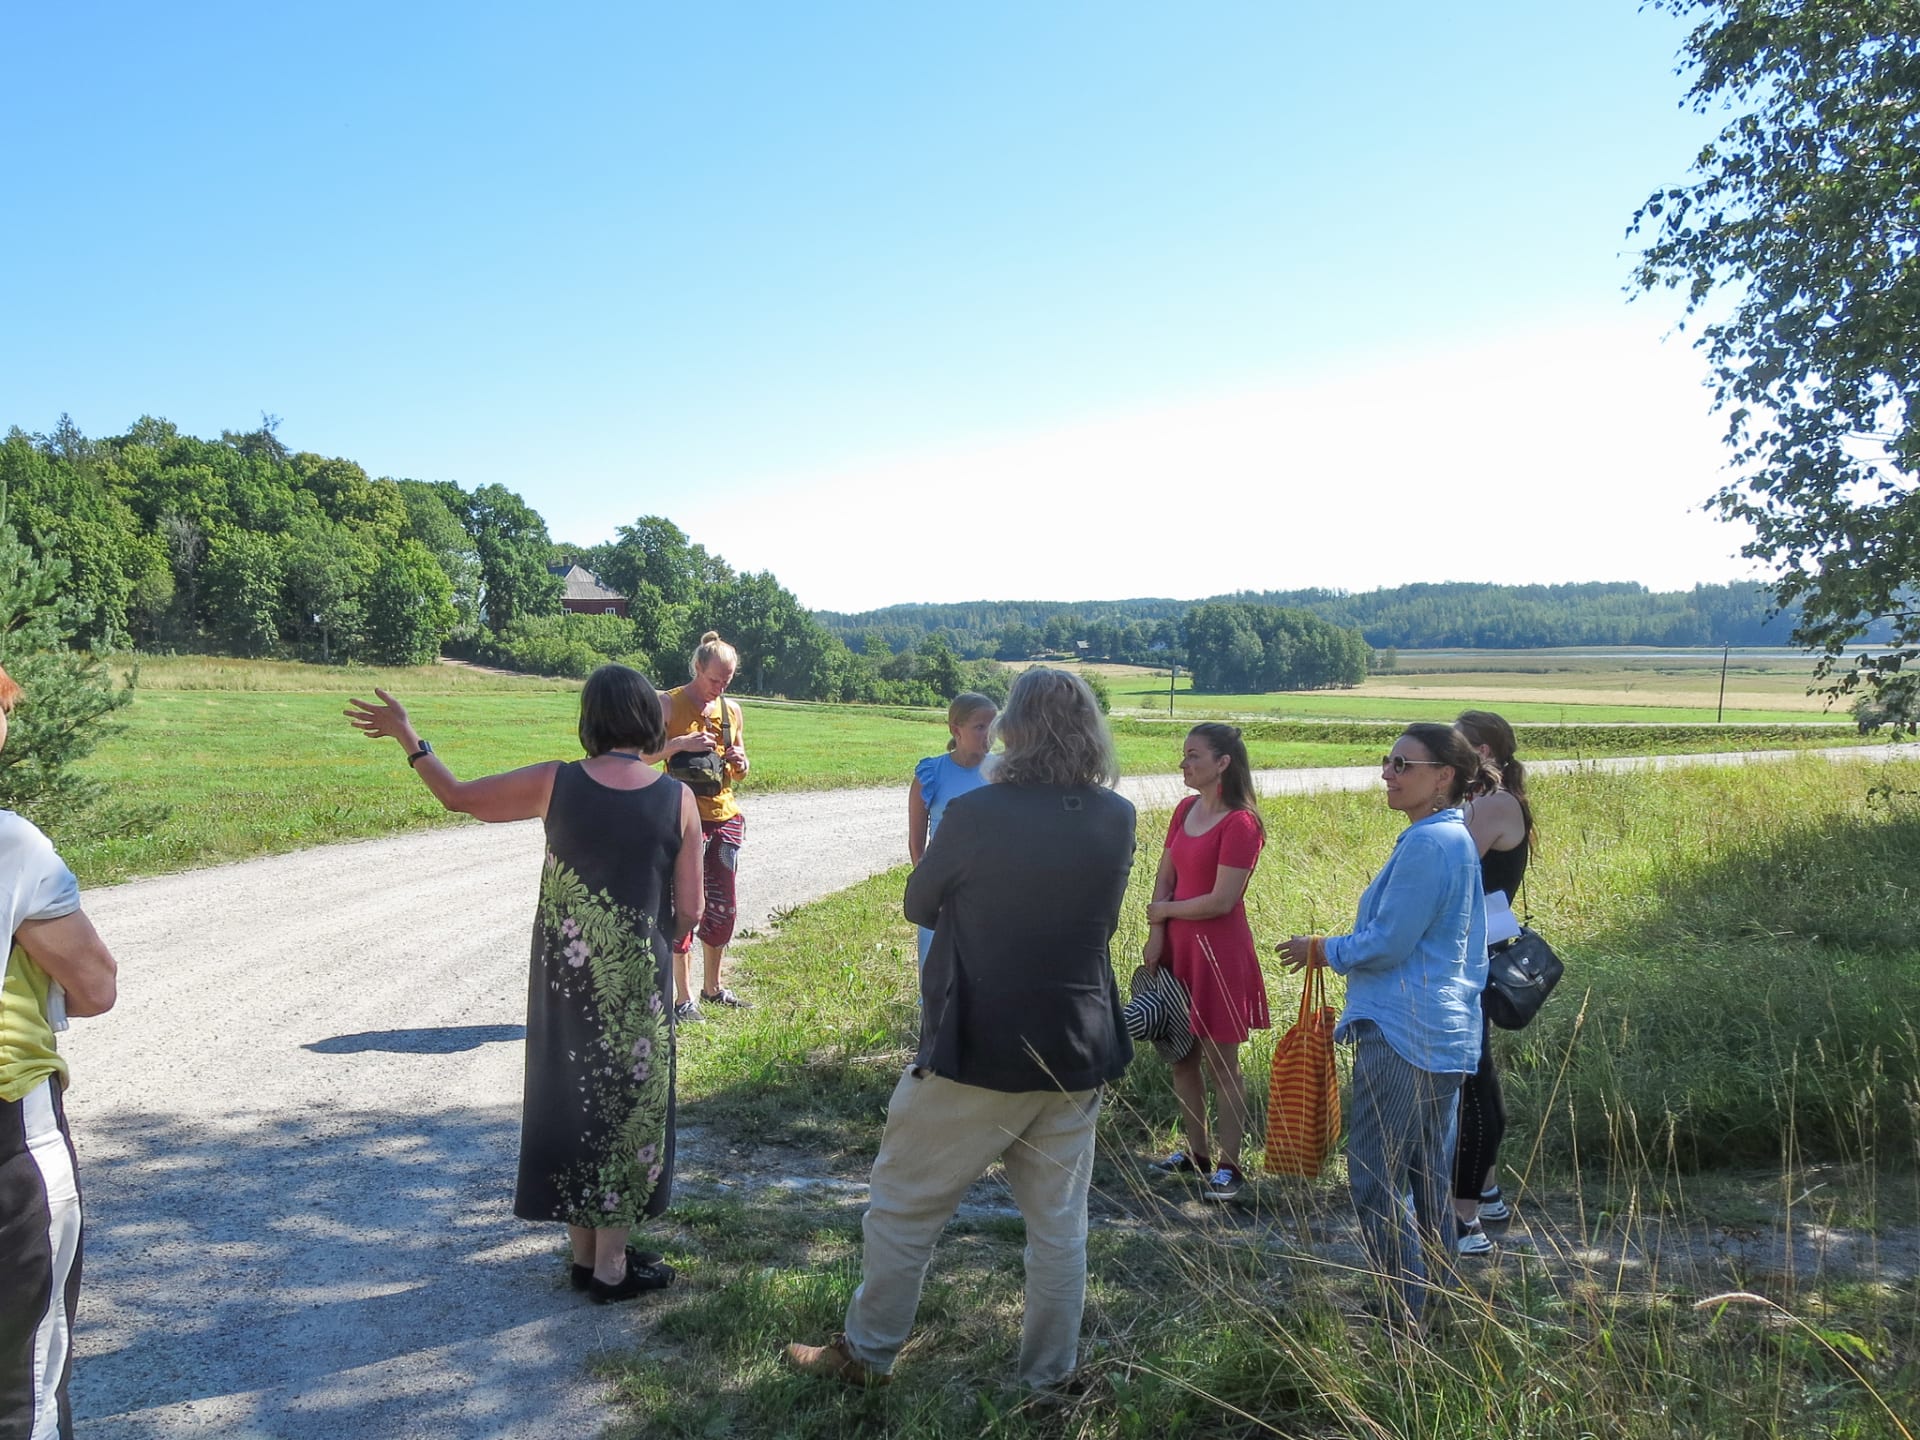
[{"x1": 677, "y1": 813, "x2": 743, "y2": 952}]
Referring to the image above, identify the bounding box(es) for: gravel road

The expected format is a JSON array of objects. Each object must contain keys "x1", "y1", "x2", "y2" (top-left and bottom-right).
[{"x1": 58, "y1": 745, "x2": 1908, "y2": 1437}]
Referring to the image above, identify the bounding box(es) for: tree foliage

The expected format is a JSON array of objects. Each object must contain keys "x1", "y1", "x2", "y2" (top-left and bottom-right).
[
  {"x1": 363, "y1": 541, "x2": 458, "y2": 666},
  {"x1": 818, "y1": 580, "x2": 1813, "y2": 660},
  {"x1": 0, "y1": 417, "x2": 510, "y2": 666},
  {"x1": 0, "y1": 507, "x2": 141, "y2": 837},
  {"x1": 1633, "y1": 0, "x2": 1920, "y2": 707},
  {"x1": 1181, "y1": 603, "x2": 1369, "y2": 692},
  {"x1": 466, "y1": 483, "x2": 563, "y2": 633}
]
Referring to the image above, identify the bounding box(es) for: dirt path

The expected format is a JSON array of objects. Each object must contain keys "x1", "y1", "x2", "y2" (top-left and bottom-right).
[{"x1": 58, "y1": 745, "x2": 1911, "y2": 1438}]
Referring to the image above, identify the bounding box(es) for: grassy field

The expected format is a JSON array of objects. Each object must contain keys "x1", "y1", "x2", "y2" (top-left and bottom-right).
[
  {"x1": 56, "y1": 654, "x2": 1880, "y2": 886},
  {"x1": 610, "y1": 756, "x2": 1920, "y2": 1439}
]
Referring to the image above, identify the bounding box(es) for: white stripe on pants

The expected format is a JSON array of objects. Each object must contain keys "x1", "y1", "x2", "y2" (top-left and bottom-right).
[
  {"x1": 1344, "y1": 1021, "x2": 1463, "y2": 1324},
  {"x1": 843, "y1": 1068, "x2": 1100, "y2": 1388},
  {"x1": 3, "y1": 1079, "x2": 83, "y2": 1440}
]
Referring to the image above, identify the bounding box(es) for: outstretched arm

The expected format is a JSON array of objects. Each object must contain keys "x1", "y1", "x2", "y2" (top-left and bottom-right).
[{"x1": 346, "y1": 689, "x2": 558, "y2": 823}]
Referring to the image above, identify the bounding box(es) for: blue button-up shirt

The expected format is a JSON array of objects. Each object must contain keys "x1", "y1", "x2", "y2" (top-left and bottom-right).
[{"x1": 1323, "y1": 808, "x2": 1486, "y2": 1075}]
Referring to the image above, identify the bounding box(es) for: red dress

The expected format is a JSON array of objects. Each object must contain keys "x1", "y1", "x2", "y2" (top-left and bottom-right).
[{"x1": 1165, "y1": 797, "x2": 1270, "y2": 1043}]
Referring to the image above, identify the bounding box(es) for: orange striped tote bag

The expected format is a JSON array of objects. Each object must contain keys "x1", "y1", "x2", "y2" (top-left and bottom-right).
[{"x1": 1264, "y1": 964, "x2": 1341, "y2": 1177}]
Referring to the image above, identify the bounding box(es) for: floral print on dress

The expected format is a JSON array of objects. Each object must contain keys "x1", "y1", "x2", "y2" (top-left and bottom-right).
[{"x1": 535, "y1": 852, "x2": 674, "y2": 1229}]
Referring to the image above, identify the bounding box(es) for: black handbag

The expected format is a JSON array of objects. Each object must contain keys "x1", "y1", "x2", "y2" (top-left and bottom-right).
[
  {"x1": 1483, "y1": 927, "x2": 1562, "y2": 1031},
  {"x1": 667, "y1": 706, "x2": 734, "y2": 796}
]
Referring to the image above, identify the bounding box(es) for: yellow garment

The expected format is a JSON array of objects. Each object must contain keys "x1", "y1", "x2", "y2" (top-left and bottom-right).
[
  {"x1": 0, "y1": 945, "x2": 64, "y2": 1101},
  {"x1": 662, "y1": 687, "x2": 745, "y2": 823}
]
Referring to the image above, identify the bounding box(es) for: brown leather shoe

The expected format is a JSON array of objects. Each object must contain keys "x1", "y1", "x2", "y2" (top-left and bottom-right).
[{"x1": 783, "y1": 1334, "x2": 890, "y2": 1388}]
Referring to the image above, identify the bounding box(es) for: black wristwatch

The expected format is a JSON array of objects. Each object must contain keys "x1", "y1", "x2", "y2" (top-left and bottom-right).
[{"x1": 407, "y1": 740, "x2": 434, "y2": 767}]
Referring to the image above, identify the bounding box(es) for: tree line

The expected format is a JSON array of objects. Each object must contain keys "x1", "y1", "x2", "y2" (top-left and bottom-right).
[
  {"x1": 1181, "y1": 604, "x2": 1370, "y2": 691},
  {"x1": 3, "y1": 413, "x2": 1863, "y2": 713},
  {"x1": 0, "y1": 415, "x2": 1007, "y2": 709},
  {"x1": 816, "y1": 578, "x2": 1853, "y2": 660}
]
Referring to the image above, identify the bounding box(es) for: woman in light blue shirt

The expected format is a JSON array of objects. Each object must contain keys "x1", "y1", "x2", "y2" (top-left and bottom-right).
[
  {"x1": 907, "y1": 693, "x2": 997, "y2": 970},
  {"x1": 1280, "y1": 722, "x2": 1493, "y2": 1332}
]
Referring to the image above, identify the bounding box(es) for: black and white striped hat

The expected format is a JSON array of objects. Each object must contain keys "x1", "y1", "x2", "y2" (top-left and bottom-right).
[{"x1": 1125, "y1": 965, "x2": 1194, "y2": 1063}]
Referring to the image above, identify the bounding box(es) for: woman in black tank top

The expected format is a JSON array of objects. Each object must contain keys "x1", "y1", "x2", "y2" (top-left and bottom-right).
[
  {"x1": 1452, "y1": 710, "x2": 1534, "y2": 1255},
  {"x1": 347, "y1": 665, "x2": 704, "y2": 1303}
]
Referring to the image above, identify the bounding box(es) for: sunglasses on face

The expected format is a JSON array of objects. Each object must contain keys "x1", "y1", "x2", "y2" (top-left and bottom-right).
[{"x1": 1380, "y1": 755, "x2": 1445, "y2": 776}]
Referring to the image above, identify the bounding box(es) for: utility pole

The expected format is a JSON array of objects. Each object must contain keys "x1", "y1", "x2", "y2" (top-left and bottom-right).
[{"x1": 1716, "y1": 642, "x2": 1731, "y2": 723}]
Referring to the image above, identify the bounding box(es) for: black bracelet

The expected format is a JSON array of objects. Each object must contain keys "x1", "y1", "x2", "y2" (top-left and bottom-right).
[{"x1": 407, "y1": 740, "x2": 433, "y2": 767}]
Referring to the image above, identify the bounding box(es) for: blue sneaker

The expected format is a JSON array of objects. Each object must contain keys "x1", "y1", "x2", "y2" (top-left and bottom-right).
[{"x1": 1202, "y1": 1166, "x2": 1245, "y2": 1202}]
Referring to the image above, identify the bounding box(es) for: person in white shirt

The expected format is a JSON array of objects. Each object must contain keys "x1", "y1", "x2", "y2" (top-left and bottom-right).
[{"x1": 0, "y1": 665, "x2": 120, "y2": 1440}]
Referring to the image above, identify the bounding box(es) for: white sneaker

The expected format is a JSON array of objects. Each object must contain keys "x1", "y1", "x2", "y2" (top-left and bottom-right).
[
  {"x1": 1478, "y1": 1186, "x2": 1511, "y2": 1224},
  {"x1": 1456, "y1": 1218, "x2": 1493, "y2": 1256}
]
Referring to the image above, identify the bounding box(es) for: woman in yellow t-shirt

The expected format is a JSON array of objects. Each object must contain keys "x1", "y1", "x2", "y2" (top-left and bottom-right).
[{"x1": 648, "y1": 631, "x2": 751, "y2": 1021}]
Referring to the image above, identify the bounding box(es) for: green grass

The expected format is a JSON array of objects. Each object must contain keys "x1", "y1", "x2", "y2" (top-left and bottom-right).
[
  {"x1": 608, "y1": 757, "x2": 1920, "y2": 1439},
  {"x1": 125, "y1": 653, "x2": 585, "y2": 694},
  {"x1": 57, "y1": 655, "x2": 1882, "y2": 886},
  {"x1": 682, "y1": 754, "x2": 1920, "y2": 1170}
]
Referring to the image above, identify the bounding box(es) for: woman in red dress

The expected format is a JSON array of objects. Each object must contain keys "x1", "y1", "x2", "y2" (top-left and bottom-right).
[{"x1": 1142, "y1": 723, "x2": 1270, "y2": 1200}]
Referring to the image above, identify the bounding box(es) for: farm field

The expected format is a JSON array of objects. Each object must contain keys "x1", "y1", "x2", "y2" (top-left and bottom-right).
[
  {"x1": 1081, "y1": 645, "x2": 1847, "y2": 722},
  {"x1": 63, "y1": 654, "x2": 1877, "y2": 886}
]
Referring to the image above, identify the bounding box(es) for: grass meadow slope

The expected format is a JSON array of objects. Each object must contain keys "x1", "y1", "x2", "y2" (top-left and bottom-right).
[
  {"x1": 66, "y1": 654, "x2": 1881, "y2": 886},
  {"x1": 613, "y1": 755, "x2": 1920, "y2": 1440}
]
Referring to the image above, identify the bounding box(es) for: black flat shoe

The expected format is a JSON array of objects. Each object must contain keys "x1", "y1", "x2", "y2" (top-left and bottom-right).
[
  {"x1": 589, "y1": 1259, "x2": 675, "y2": 1302},
  {"x1": 571, "y1": 1247, "x2": 666, "y2": 1292}
]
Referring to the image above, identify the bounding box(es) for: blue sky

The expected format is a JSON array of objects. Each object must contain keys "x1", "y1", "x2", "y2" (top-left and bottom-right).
[{"x1": 2, "y1": 2, "x2": 1738, "y2": 611}]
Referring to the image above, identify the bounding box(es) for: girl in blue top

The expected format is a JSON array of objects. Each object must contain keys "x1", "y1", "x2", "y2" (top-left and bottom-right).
[
  {"x1": 907, "y1": 692, "x2": 997, "y2": 969},
  {"x1": 1280, "y1": 722, "x2": 1495, "y2": 1333}
]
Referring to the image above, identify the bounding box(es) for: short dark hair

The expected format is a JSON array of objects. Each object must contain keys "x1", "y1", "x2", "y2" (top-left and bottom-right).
[{"x1": 578, "y1": 665, "x2": 665, "y2": 757}]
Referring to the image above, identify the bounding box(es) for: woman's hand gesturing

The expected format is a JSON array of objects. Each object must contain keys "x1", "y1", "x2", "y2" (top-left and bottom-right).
[{"x1": 345, "y1": 688, "x2": 413, "y2": 742}]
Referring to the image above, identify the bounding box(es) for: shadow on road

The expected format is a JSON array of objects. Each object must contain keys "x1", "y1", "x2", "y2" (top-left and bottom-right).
[
  {"x1": 70, "y1": 1098, "x2": 615, "y2": 1432},
  {"x1": 303, "y1": 1024, "x2": 527, "y2": 1054}
]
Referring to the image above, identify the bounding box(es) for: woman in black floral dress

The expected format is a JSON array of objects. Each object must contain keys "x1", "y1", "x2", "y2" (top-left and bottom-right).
[{"x1": 347, "y1": 665, "x2": 702, "y2": 1301}]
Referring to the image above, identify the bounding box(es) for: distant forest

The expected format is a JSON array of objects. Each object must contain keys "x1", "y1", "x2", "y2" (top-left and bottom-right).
[
  {"x1": 815, "y1": 581, "x2": 1884, "y2": 662},
  {"x1": 6, "y1": 412, "x2": 1873, "y2": 705}
]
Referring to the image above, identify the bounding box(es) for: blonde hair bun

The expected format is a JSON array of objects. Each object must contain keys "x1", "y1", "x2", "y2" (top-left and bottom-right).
[{"x1": 691, "y1": 631, "x2": 740, "y2": 678}]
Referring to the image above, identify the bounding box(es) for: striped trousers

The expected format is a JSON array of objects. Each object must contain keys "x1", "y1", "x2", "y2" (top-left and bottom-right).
[
  {"x1": 0, "y1": 1078, "x2": 83, "y2": 1440},
  {"x1": 1344, "y1": 1021, "x2": 1463, "y2": 1324}
]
